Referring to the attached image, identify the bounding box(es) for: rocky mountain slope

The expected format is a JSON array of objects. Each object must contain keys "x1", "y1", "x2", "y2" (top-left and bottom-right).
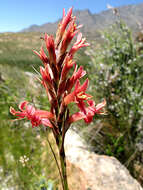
[{"x1": 22, "y1": 3, "x2": 143, "y2": 35}]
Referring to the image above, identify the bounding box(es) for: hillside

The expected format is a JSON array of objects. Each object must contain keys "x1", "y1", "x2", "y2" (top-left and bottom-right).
[{"x1": 21, "y1": 3, "x2": 143, "y2": 35}]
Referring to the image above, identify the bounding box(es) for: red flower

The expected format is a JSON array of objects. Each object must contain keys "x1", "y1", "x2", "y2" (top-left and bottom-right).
[
  {"x1": 10, "y1": 7, "x2": 106, "y2": 132},
  {"x1": 40, "y1": 65, "x2": 52, "y2": 85},
  {"x1": 55, "y1": 7, "x2": 73, "y2": 46},
  {"x1": 45, "y1": 33, "x2": 56, "y2": 65},
  {"x1": 77, "y1": 99, "x2": 106, "y2": 123},
  {"x1": 61, "y1": 56, "x2": 75, "y2": 81},
  {"x1": 61, "y1": 7, "x2": 73, "y2": 35},
  {"x1": 87, "y1": 99, "x2": 106, "y2": 115},
  {"x1": 69, "y1": 33, "x2": 90, "y2": 57},
  {"x1": 66, "y1": 65, "x2": 86, "y2": 92},
  {"x1": 68, "y1": 99, "x2": 106, "y2": 124},
  {"x1": 68, "y1": 111, "x2": 85, "y2": 123},
  {"x1": 60, "y1": 19, "x2": 80, "y2": 54},
  {"x1": 10, "y1": 101, "x2": 54, "y2": 128},
  {"x1": 33, "y1": 46, "x2": 48, "y2": 64},
  {"x1": 64, "y1": 79, "x2": 92, "y2": 105}
]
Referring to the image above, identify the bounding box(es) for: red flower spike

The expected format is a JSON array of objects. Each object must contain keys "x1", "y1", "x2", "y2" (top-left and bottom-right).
[
  {"x1": 45, "y1": 33, "x2": 56, "y2": 64},
  {"x1": 10, "y1": 7, "x2": 106, "y2": 135},
  {"x1": 69, "y1": 32, "x2": 90, "y2": 57},
  {"x1": 10, "y1": 101, "x2": 53, "y2": 128}
]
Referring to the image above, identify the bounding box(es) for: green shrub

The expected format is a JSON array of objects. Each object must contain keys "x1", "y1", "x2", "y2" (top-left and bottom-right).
[{"x1": 90, "y1": 20, "x2": 143, "y2": 171}]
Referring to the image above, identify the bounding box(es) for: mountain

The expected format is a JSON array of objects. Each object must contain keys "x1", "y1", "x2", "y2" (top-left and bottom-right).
[{"x1": 21, "y1": 3, "x2": 143, "y2": 35}]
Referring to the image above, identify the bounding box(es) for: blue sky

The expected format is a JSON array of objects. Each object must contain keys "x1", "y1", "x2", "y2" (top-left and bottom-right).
[{"x1": 0, "y1": 0, "x2": 143, "y2": 32}]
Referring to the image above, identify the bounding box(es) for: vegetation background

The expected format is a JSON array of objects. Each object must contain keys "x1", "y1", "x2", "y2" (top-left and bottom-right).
[{"x1": 0, "y1": 5, "x2": 143, "y2": 190}]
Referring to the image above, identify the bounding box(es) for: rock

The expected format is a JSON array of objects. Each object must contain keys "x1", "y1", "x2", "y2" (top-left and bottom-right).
[{"x1": 65, "y1": 129, "x2": 143, "y2": 190}]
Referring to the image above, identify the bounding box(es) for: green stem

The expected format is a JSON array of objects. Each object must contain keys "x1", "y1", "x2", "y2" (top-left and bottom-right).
[
  {"x1": 46, "y1": 132, "x2": 65, "y2": 190},
  {"x1": 58, "y1": 136, "x2": 69, "y2": 190}
]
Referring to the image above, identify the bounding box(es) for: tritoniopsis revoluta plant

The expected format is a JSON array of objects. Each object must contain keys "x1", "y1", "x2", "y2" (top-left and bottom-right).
[{"x1": 10, "y1": 7, "x2": 106, "y2": 190}]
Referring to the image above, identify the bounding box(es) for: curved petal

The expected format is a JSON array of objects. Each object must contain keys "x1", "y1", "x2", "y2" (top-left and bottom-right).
[
  {"x1": 30, "y1": 115, "x2": 41, "y2": 127},
  {"x1": 19, "y1": 101, "x2": 28, "y2": 111},
  {"x1": 26, "y1": 105, "x2": 36, "y2": 117},
  {"x1": 76, "y1": 79, "x2": 89, "y2": 93},
  {"x1": 10, "y1": 107, "x2": 17, "y2": 115},
  {"x1": 41, "y1": 118, "x2": 53, "y2": 128},
  {"x1": 64, "y1": 91, "x2": 75, "y2": 105},
  {"x1": 36, "y1": 110, "x2": 54, "y2": 119},
  {"x1": 95, "y1": 99, "x2": 106, "y2": 112},
  {"x1": 10, "y1": 107, "x2": 26, "y2": 118},
  {"x1": 68, "y1": 112, "x2": 85, "y2": 123}
]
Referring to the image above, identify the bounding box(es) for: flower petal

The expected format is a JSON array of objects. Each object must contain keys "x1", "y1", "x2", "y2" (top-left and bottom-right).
[
  {"x1": 95, "y1": 99, "x2": 106, "y2": 113},
  {"x1": 26, "y1": 105, "x2": 36, "y2": 117},
  {"x1": 41, "y1": 118, "x2": 53, "y2": 128},
  {"x1": 10, "y1": 107, "x2": 26, "y2": 118},
  {"x1": 76, "y1": 79, "x2": 89, "y2": 93},
  {"x1": 68, "y1": 112, "x2": 85, "y2": 123},
  {"x1": 36, "y1": 110, "x2": 54, "y2": 119},
  {"x1": 10, "y1": 107, "x2": 17, "y2": 115},
  {"x1": 64, "y1": 91, "x2": 75, "y2": 105},
  {"x1": 19, "y1": 101, "x2": 28, "y2": 111}
]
